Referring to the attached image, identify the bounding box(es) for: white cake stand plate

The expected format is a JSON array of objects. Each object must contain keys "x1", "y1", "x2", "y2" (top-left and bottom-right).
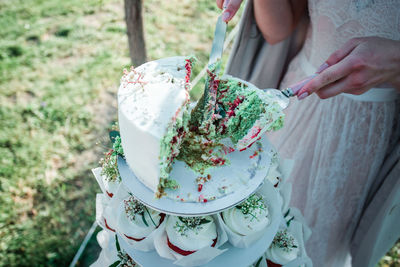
[{"x1": 118, "y1": 137, "x2": 274, "y2": 216}]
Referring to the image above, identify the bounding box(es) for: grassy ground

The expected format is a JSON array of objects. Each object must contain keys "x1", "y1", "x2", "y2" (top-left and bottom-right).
[
  {"x1": 0, "y1": 0, "x2": 238, "y2": 266},
  {"x1": 0, "y1": 0, "x2": 398, "y2": 266}
]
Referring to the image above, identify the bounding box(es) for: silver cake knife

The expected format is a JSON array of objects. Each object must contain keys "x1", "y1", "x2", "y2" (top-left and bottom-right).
[
  {"x1": 201, "y1": 6, "x2": 228, "y2": 122},
  {"x1": 208, "y1": 12, "x2": 227, "y2": 72}
]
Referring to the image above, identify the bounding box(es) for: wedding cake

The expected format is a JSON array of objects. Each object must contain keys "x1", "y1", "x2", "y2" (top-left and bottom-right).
[
  {"x1": 90, "y1": 56, "x2": 312, "y2": 267},
  {"x1": 118, "y1": 56, "x2": 194, "y2": 197},
  {"x1": 118, "y1": 57, "x2": 285, "y2": 198}
]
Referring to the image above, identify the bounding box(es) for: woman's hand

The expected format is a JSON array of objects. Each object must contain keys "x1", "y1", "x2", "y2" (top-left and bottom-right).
[
  {"x1": 216, "y1": 0, "x2": 243, "y2": 22},
  {"x1": 296, "y1": 37, "x2": 400, "y2": 100}
]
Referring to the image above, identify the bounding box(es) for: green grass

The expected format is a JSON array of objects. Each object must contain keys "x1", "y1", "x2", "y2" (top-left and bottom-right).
[
  {"x1": 0, "y1": 0, "x2": 398, "y2": 266},
  {"x1": 0, "y1": 0, "x2": 240, "y2": 266}
]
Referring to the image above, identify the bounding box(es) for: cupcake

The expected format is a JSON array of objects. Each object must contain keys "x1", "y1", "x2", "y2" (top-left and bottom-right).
[
  {"x1": 265, "y1": 229, "x2": 299, "y2": 266},
  {"x1": 221, "y1": 194, "x2": 270, "y2": 236},
  {"x1": 165, "y1": 216, "x2": 217, "y2": 256},
  {"x1": 118, "y1": 195, "x2": 165, "y2": 241}
]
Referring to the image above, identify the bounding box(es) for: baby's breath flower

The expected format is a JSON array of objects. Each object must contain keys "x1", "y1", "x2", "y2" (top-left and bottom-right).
[
  {"x1": 271, "y1": 229, "x2": 298, "y2": 252},
  {"x1": 236, "y1": 194, "x2": 266, "y2": 221}
]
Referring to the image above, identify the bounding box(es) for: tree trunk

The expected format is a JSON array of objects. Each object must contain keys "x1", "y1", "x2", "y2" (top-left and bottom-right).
[{"x1": 124, "y1": 0, "x2": 147, "y2": 66}]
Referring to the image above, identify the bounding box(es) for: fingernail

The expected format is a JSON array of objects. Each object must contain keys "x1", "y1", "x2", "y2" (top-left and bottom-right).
[
  {"x1": 297, "y1": 92, "x2": 309, "y2": 100},
  {"x1": 222, "y1": 11, "x2": 230, "y2": 22},
  {"x1": 223, "y1": 0, "x2": 230, "y2": 9},
  {"x1": 287, "y1": 74, "x2": 317, "y2": 95},
  {"x1": 316, "y1": 62, "x2": 329, "y2": 73}
]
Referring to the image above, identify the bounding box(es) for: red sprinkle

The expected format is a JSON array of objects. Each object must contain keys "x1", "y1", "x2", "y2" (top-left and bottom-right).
[
  {"x1": 250, "y1": 151, "x2": 259, "y2": 159},
  {"x1": 211, "y1": 158, "x2": 225, "y2": 165},
  {"x1": 198, "y1": 184, "x2": 203, "y2": 192},
  {"x1": 250, "y1": 127, "x2": 262, "y2": 139},
  {"x1": 106, "y1": 190, "x2": 114, "y2": 198}
]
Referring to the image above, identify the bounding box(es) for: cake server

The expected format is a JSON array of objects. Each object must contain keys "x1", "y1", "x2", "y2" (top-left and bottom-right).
[
  {"x1": 201, "y1": 5, "x2": 228, "y2": 122},
  {"x1": 263, "y1": 73, "x2": 317, "y2": 109},
  {"x1": 262, "y1": 87, "x2": 295, "y2": 110},
  {"x1": 207, "y1": 10, "x2": 227, "y2": 72}
]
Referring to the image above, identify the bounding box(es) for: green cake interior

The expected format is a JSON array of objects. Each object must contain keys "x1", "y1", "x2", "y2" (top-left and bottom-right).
[{"x1": 156, "y1": 61, "x2": 285, "y2": 197}]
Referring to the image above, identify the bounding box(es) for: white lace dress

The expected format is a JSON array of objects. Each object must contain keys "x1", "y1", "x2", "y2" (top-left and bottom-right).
[{"x1": 266, "y1": 0, "x2": 400, "y2": 266}]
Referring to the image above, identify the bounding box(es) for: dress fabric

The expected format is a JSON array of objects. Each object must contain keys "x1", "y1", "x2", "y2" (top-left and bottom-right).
[{"x1": 266, "y1": 0, "x2": 400, "y2": 266}]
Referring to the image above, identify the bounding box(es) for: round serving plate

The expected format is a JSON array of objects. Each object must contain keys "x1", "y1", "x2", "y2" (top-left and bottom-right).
[
  {"x1": 118, "y1": 137, "x2": 274, "y2": 216},
  {"x1": 119, "y1": 181, "x2": 282, "y2": 267}
]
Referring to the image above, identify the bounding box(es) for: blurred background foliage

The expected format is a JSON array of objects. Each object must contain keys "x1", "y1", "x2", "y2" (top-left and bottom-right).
[{"x1": 0, "y1": 0, "x2": 398, "y2": 266}]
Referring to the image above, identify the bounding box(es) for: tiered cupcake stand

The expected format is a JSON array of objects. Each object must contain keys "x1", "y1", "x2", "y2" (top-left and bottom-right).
[{"x1": 91, "y1": 136, "x2": 312, "y2": 267}]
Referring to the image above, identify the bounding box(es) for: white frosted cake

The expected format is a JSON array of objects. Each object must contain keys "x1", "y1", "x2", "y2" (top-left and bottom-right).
[
  {"x1": 118, "y1": 57, "x2": 285, "y2": 198},
  {"x1": 118, "y1": 56, "x2": 194, "y2": 197}
]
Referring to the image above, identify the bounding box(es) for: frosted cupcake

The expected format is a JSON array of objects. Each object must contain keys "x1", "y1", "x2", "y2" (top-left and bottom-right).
[
  {"x1": 118, "y1": 195, "x2": 165, "y2": 242},
  {"x1": 265, "y1": 229, "x2": 299, "y2": 266},
  {"x1": 165, "y1": 216, "x2": 217, "y2": 256},
  {"x1": 221, "y1": 194, "x2": 270, "y2": 236}
]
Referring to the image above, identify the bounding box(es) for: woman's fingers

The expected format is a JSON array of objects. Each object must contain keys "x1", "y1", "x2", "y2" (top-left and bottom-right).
[
  {"x1": 316, "y1": 78, "x2": 369, "y2": 99},
  {"x1": 315, "y1": 77, "x2": 355, "y2": 99},
  {"x1": 222, "y1": 0, "x2": 243, "y2": 22},
  {"x1": 324, "y1": 38, "x2": 362, "y2": 67},
  {"x1": 297, "y1": 55, "x2": 356, "y2": 98},
  {"x1": 216, "y1": 0, "x2": 224, "y2": 9}
]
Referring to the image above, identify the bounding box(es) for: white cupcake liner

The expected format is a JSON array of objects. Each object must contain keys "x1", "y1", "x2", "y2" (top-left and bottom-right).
[
  {"x1": 265, "y1": 209, "x2": 313, "y2": 267},
  {"x1": 116, "y1": 197, "x2": 167, "y2": 252},
  {"x1": 96, "y1": 185, "x2": 131, "y2": 233},
  {"x1": 154, "y1": 214, "x2": 228, "y2": 267},
  {"x1": 284, "y1": 207, "x2": 311, "y2": 243},
  {"x1": 90, "y1": 246, "x2": 120, "y2": 267},
  {"x1": 282, "y1": 219, "x2": 312, "y2": 267},
  {"x1": 96, "y1": 229, "x2": 114, "y2": 249},
  {"x1": 92, "y1": 167, "x2": 121, "y2": 200},
  {"x1": 278, "y1": 182, "x2": 292, "y2": 215},
  {"x1": 90, "y1": 231, "x2": 119, "y2": 267},
  {"x1": 277, "y1": 159, "x2": 294, "y2": 186},
  {"x1": 219, "y1": 181, "x2": 282, "y2": 248},
  {"x1": 96, "y1": 184, "x2": 166, "y2": 252},
  {"x1": 95, "y1": 193, "x2": 118, "y2": 233}
]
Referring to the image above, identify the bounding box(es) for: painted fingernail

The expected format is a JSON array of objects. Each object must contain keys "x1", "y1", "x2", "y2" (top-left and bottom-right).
[
  {"x1": 287, "y1": 74, "x2": 317, "y2": 95},
  {"x1": 223, "y1": 0, "x2": 230, "y2": 9},
  {"x1": 222, "y1": 11, "x2": 230, "y2": 22},
  {"x1": 297, "y1": 92, "x2": 309, "y2": 100},
  {"x1": 316, "y1": 62, "x2": 329, "y2": 73}
]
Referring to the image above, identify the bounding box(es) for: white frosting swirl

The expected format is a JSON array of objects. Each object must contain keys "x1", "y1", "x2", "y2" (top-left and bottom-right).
[
  {"x1": 166, "y1": 216, "x2": 217, "y2": 251},
  {"x1": 222, "y1": 194, "x2": 269, "y2": 236},
  {"x1": 265, "y1": 230, "x2": 299, "y2": 265},
  {"x1": 118, "y1": 198, "x2": 162, "y2": 239}
]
